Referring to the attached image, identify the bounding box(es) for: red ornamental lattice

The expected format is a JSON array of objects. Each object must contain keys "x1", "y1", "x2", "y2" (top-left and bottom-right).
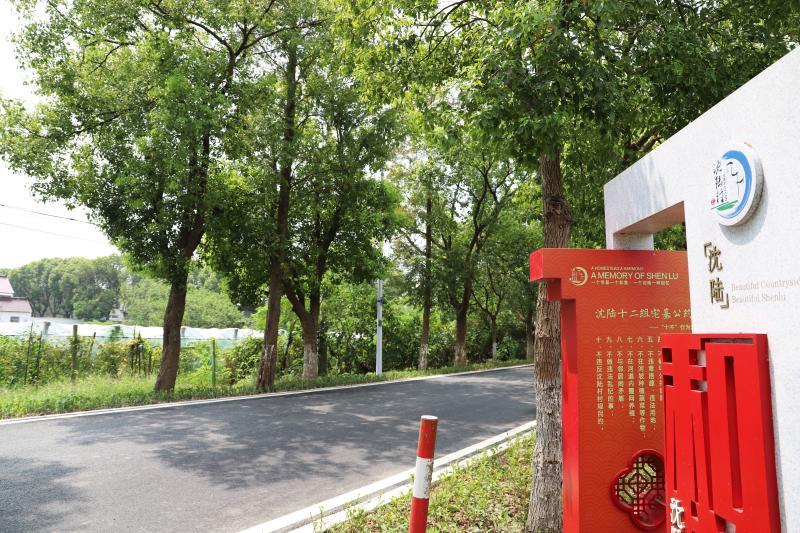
[
  {"x1": 611, "y1": 450, "x2": 666, "y2": 530},
  {"x1": 661, "y1": 334, "x2": 780, "y2": 532}
]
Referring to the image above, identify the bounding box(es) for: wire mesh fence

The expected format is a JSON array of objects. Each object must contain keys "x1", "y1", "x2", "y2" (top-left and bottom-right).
[{"x1": 0, "y1": 321, "x2": 264, "y2": 388}]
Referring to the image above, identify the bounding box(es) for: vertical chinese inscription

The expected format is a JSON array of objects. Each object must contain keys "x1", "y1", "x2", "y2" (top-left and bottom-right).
[
  {"x1": 592, "y1": 307, "x2": 689, "y2": 434},
  {"x1": 705, "y1": 242, "x2": 730, "y2": 309}
]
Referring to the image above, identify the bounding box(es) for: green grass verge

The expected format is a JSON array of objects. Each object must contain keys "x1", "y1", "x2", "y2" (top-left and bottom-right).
[
  {"x1": 331, "y1": 433, "x2": 535, "y2": 532},
  {"x1": 0, "y1": 359, "x2": 528, "y2": 419}
]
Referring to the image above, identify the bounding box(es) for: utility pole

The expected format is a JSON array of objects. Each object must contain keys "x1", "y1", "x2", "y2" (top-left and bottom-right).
[{"x1": 376, "y1": 279, "x2": 383, "y2": 376}]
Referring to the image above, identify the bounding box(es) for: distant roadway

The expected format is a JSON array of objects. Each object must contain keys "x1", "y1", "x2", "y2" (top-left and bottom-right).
[{"x1": 0, "y1": 366, "x2": 535, "y2": 532}]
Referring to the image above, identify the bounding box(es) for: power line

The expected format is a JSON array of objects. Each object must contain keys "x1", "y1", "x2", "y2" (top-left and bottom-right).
[
  {"x1": 0, "y1": 203, "x2": 96, "y2": 225},
  {"x1": 0, "y1": 221, "x2": 109, "y2": 245}
]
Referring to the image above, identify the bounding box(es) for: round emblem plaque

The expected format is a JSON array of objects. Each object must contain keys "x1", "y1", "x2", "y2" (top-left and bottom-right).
[{"x1": 710, "y1": 142, "x2": 763, "y2": 226}]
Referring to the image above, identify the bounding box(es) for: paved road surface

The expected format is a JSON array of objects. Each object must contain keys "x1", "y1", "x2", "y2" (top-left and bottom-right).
[{"x1": 0, "y1": 367, "x2": 535, "y2": 532}]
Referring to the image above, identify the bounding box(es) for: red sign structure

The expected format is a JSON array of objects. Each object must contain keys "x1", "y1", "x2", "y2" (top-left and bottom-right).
[
  {"x1": 530, "y1": 249, "x2": 691, "y2": 532},
  {"x1": 661, "y1": 334, "x2": 780, "y2": 532}
]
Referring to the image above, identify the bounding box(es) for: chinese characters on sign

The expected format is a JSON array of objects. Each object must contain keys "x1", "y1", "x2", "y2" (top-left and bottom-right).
[
  {"x1": 531, "y1": 249, "x2": 691, "y2": 532},
  {"x1": 705, "y1": 242, "x2": 729, "y2": 309},
  {"x1": 669, "y1": 498, "x2": 686, "y2": 533},
  {"x1": 709, "y1": 144, "x2": 764, "y2": 227},
  {"x1": 593, "y1": 310, "x2": 690, "y2": 434}
]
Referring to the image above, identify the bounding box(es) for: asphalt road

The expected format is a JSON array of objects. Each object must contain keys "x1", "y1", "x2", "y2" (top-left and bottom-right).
[{"x1": 0, "y1": 366, "x2": 535, "y2": 533}]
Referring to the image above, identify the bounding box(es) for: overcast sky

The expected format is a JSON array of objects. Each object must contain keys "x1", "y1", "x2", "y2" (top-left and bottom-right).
[{"x1": 0, "y1": 2, "x2": 118, "y2": 269}]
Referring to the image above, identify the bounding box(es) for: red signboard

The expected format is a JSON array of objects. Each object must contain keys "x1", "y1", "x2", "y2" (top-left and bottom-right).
[
  {"x1": 661, "y1": 334, "x2": 780, "y2": 532},
  {"x1": 530, "y1": 249, "x2": 691, "y2": 532}
]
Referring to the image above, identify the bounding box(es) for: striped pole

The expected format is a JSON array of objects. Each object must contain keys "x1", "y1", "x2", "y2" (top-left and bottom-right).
[{"x1": 409, "y1": 415, "x2": 438, "y2": 533}]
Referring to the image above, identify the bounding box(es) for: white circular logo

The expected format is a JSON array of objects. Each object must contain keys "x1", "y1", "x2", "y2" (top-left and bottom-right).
[{"x1": 710, "y1": 143, "x2": 763, "y2": 226}]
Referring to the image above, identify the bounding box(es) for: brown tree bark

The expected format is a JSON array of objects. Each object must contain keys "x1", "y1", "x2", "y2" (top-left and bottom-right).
[
  {"x1": 285, "y1": 283, "x2": 321, "y2": 381},
  {"x1": 258, "y1": 252, "x2": 284, "y2": 390},
  {"x1": 419, "y1": 194, "x2": 433, "y2": 371},
  {"x1": 154, "y1": 133, "x2": 208, "y2": 392},
  {"x1": 154, "y1": 278, "x2": 188, "y2": 391},
  {"x1": 257, "y1": 43, "x2": 298, "y2": 391},
  {"x1": 453, "y1": 306, "x2": 469, "y2": 367},
  {"x1": 318, "y1": 318, "x2": 328, "y2": 376},
  {"x1": 300, "y1": 314, "x2": 319, "y2": 380},
  {"x1": 525, "y1": 150, "x2": 571, "y2": 533},
  {"x1": 490, "y1": 315, "x2": 498, "y2": 360}
]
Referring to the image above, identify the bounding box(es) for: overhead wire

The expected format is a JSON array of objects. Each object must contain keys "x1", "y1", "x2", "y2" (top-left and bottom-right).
[
  {"x1": 0, "y1": 202, "x2": 96, "y2": 225},
  {"x1": 0, "y1": 221, "x2": 109, "y2": 244}
]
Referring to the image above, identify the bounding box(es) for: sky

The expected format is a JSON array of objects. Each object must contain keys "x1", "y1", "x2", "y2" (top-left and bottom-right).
[{"x1": 0, "y1": 2, "x2": 119, "y2": 269}]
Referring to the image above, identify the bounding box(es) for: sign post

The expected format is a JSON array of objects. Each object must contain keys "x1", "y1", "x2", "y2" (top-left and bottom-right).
[
  {"x1": 530, "y1": 248, "x2": 691, "y2": 532},
  {"x1": 376, "y1": 279, "x2": 383, "y2": 376}
]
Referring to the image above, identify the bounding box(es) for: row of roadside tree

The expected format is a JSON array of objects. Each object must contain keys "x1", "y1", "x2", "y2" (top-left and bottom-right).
[{"x1": 1, "y1": 3, "x2": 798, "y2": 528}]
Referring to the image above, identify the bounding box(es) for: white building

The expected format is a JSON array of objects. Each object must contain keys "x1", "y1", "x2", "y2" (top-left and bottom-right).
[{"x1": 0, "y1": 275, "x2": 33, "y2": 323}]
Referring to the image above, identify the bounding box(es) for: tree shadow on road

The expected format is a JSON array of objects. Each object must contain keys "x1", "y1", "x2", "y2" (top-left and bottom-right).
[
  {"x1": 48, "y1": 368, "x2": 536, "y2": 528},
  {"x1": 0, "y1": 456, "x2": 87, "y2": 533}
]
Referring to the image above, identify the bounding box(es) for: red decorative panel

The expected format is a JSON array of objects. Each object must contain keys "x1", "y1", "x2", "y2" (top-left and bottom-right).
[
  {"x1": 661, "y1": 334, "x2": 780, "y2": 532},
  {"x1": 531, "y1": 249, "x2": 690, "y2": 532},
  {"x1": 612, "y1": 450, "x2": 666, "y2": 530}
]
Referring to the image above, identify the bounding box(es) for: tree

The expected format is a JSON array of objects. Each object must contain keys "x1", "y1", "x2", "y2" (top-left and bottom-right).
[
  {"x1": 339, "y1": 0, "x2": 800, "y2": 528},
  {"x1": 122, "y1": 275, "x2": 246, "y2": 328},
  {"x1": 471, "y1": 208, "x2": 539, "y2": 361},
  {"x1": 392, "y1": 160, "x2": 438, "y2": 370},
  {"x1": 281, "y1": 66, "x2": 400, "y2": 381},
  {"x1": 7, "y1": 258, "x2": 63, "y2": 317},
  {"x1": 0, "y1": 0, "x2": 304, "y2": 390},
  {"x1": 67, "y1": 256, "x2": 123, "y2": 320},
  {"x1": 207, "y1": 4, "x2": 400, "y2": 385},
  {"x1": 394, "y1": 131, "x2": 521, "y2": 367},
  {"x1": 8, "y1": 256, "x2": 123, "y2": 320}
]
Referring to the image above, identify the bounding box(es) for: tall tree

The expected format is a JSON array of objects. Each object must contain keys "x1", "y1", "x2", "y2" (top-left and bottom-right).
[
  {"x1": 0, "y1": 0, "x2": 305, "y2": 390},
  {"x1": 339, "y1": 0, "x2": 800, "y2": 528},
  {"x1": 281, "y1": 66, "x2": 399, "y2": 380},
  {"x1": 8, "y1": 256, "x2": 123, "y2": 319},
  {"x1": 207, "y1": 4, "x2": 400, "y2": 384},
  {"x1": 390, "y1": 159, "x2": 439, "y2": 370}
]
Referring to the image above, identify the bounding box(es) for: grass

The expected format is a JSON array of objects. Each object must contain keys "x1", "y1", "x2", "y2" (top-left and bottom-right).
[
  {"x1": 0, "y1": 359, "x2": 528, "y2": 419},
  {"x1": 330, "y1": 433, "x2": 535, "y2": 532}
]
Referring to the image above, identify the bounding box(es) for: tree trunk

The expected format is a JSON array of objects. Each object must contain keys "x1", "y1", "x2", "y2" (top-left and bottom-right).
[
  {"x1": 300, "y1": 315, "x2": 318, "y2": 381},
  {"x1": 454, "y1": 307, "x2": 468, "y2": 367},
  {"x1": 154, "y1": 278, "x2": 188, "y2": 391},
  {"x1": 490, "y1": 316, "x2": 498, "y2": 360},
  {"x1": 257, "y1": 44, "x2": 297, "y2": 391},
  {"x1": 285, "y1": 285, "x2": 321, "y2": 382},
  {"x1": 318, "y1": 318, "x2": 328, "y2": 376},
  {"x1": 525, "y1": 150, "x2": 571, "y2": 533},
  {"x1": 419, "y1": 192, "x2": 432, "y2": 371},
  {"x1": 282, "y1": 321, "x2": 295, "y2": 371},
  {"x1": 418, "y1": 326, "x2": 429, "y2": 371},
  {"x1": 258, "y1": 258, "x2": 283, "y2": 391}
]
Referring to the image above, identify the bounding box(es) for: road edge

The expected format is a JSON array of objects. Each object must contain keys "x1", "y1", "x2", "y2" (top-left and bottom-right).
[
  {"x1": 0, "y1": 364, "x2": 533, "y2": 425},
  {"x1": 240, "y1": 420, "x2": 537, "y2": 533}
]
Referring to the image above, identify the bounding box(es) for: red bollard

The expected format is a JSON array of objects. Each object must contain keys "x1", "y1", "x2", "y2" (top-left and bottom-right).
[{"x1": 409, "y1": 415, "x2": 438, "y2": 533}]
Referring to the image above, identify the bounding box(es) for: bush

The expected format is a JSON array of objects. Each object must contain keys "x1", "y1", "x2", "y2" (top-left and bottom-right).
[
  {"x1": 96, "y1": 338, "x2": 158, "y2": 378},
  {"x1": 222, "y1": 336, "x2": 263, "y2": 384}
]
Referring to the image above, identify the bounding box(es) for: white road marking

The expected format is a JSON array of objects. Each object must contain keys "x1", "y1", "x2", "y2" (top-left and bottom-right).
[
  {"x1": 240, "y1": 420, "x2": 537, "y2": 533},
  {"x1": 0, "y1": 364, "x2": 532, "y2": 426}
]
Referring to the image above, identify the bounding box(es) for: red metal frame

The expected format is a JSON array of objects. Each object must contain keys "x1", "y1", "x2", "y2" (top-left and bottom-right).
[
  {"x1": 661, "y1": 334, "x2": 779, "y2": 532},
  {"x1": 531, "y1": 248, "x2": 691, "y2": 532}
]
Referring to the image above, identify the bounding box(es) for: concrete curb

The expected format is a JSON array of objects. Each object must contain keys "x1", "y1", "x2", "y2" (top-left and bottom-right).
[
  {"x1": 240, "y1": 420, "x2": 537, "y2": 533},
  {"x1": 0, "y1": 364, "x2": 533, "y2": 426}
]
